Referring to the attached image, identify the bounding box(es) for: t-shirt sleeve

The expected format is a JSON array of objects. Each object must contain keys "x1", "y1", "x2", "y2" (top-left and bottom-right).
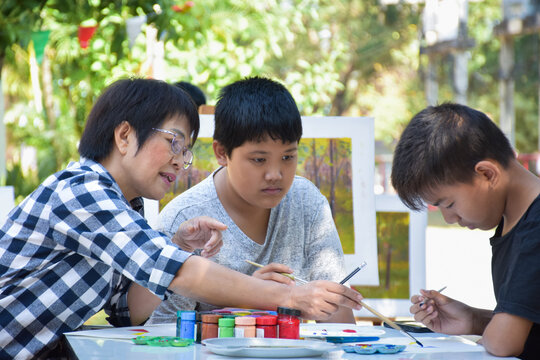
[
  {"x1": 157, "y1": 198, "x2": 192, "y2": 238},
  {"x1": 46, "y1": 177, "x2": 191, "y2": 298},
  {"x1": 493, "y1": 218, "x2": 540, "y2": 323}
]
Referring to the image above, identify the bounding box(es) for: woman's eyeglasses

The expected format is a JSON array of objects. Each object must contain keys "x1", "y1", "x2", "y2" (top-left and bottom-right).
[{"x1": 152, "y1": 128, "x2": 194, "y2": 169}]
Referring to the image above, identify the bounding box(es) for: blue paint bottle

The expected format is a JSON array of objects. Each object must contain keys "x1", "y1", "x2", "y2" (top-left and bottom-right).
[{"x1": 178, "y1": 310, "x2": 196, "y2": 340}]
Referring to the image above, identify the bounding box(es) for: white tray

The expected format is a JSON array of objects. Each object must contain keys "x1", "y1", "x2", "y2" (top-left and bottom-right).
[{"x1": 202, "y1": 337, "x2": 335, "y2": 358}]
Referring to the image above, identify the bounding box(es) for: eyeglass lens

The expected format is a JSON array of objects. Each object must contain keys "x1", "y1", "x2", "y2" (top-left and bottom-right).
[{"x1": 171, "y1": 136, "x2": 193, "y2": 169}]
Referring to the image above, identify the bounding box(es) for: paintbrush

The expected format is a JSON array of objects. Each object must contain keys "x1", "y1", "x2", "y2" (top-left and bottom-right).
[
  {"x1": 419, "y1": 286, "x2": 447, "y2": 307},
  {"x1": 339, "y1": 265, "x2": 424, "y2": 348},
  {"x1": 359, "y1": 300, "x2": 424, "y2": 347},
  {"x1": 339, "y1": 261, "x2": 367, "y2": 284},
  {"x1": 245, "y1": 260, "x2": 308, "y2": 284}
]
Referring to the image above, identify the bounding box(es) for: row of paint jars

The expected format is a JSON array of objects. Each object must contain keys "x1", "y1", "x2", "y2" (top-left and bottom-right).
[
  {"x1": 177, "y1": 306, "x2": 301, "y2": 342},
  {"x1": 216, "y1": 307, "x2": 301, "y2": 339}
]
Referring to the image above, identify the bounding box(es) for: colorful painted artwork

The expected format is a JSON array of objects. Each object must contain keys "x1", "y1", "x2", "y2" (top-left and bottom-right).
[{"x1": 357, "y1": 211, "x2": 410, "y2": 300}]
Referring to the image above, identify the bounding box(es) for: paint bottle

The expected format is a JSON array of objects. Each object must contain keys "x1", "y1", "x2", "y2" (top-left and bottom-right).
[
  {"x1": 256, "y1": 315, "x2": 278, "y2": 338},
  {"x1": 218, "y1": 317, "x2": 235, "y2": 338},
  {"x1": 234, "y1": 316, "x2": 256, "y2": 338},
  {"x1": 178, "y1": 310, "x2": 196, "y2": 340},
  {"x1": 277, "y1": 307, "x2": 301, "y2": 339},
  {"x1": 201, "y1": 314, "x2": 222, "y2": 341}
]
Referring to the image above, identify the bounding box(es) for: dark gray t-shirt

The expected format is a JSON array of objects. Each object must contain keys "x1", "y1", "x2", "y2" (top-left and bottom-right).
[
  {"x1": 491, "y1": 194, "x2": 540, "y2": 359},
  {"x1": 147, "y1": 169, "x2": 347, "y2": 324}
]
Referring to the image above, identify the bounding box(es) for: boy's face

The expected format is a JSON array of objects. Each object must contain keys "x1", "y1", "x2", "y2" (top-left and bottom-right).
[
  {"x1": 218, "y1": 137, "x2": 298, "y2": 210},
  {"x1": 423, "y1": 175, "x2": 504, "y2": 231},
  {"x1": 120, "y1": 115, "x2": 191, "y2": 201}
]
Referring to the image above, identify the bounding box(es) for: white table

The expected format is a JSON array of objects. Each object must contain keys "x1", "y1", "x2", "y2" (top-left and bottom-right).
[{"x1": 64, "y1": 324, "x2": 518, "y2": 359}]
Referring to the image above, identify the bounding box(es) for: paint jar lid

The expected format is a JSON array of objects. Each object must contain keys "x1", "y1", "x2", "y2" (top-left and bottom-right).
[
  {"x1": 218, "y1": 318, "x2": 235, "y2": 327},
  {"x1": 235, "y1": 316, "x2": 256, "y2": 325},
  {"x1": 179, "y1": 310, "x2": 196, "y2": 321},
  {"x1": 196, "y1": 311, "x2": 214, "y2": 321},
  {"x1": 221, "y1": 314, "x2": 238, "y2": 318},
  {"x1": 277, "y1": 307, "x2": 301, "y2": 317},
  {"x1": 256, "y1": 315, "x2": 278, "y2": 325},
  {"x1": 201, "y1": 314, "x2": 222, "y2": 323}
]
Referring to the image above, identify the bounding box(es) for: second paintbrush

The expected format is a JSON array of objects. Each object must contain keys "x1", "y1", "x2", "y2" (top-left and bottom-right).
[{"x1": 245, "y1": 260, "x2": 309, "y2": 284}]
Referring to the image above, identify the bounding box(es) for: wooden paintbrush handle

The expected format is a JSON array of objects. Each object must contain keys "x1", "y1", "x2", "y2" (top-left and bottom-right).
[{"x1": 359, "y1": 300, "x2": 402, "y2": 332}]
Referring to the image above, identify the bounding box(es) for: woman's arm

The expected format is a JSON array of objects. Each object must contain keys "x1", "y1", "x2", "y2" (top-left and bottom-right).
[
  {"x1": 168, "y1": 255, "x2": 364, "y2": 320},
  {"x1": 127, "y1": 283, "x2": 162, "y2": 325}
]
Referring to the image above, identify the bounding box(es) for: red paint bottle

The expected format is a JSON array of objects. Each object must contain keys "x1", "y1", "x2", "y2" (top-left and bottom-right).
[
  {"x1": 256, "y1": 315, "x2": 278, "y2": 338},
  {"x1": 277, "y1": 307, "x2": 301, "y2": 339}
]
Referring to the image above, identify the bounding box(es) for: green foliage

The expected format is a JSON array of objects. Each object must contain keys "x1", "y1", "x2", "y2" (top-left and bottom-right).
[
  {"x1": 0, "y1": 0, "x2": 48, "y2": 57},
  {"x1": 5, "y1": 163, "x2": 39, "y2": 203},
  {"x1": 2, "y1": 0, "x2": 540, "y2": 202}
]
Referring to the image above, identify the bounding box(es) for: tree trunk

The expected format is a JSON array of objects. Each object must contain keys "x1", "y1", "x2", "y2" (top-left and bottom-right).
[
  {"x1": 42, "y1": 49, "x2": 56, "y2": 130},
  {"x1": 311, "y1": 139, "x2": 320, "y2": 188},
  {"x1": 329, "y1": 139, "x2": 336, "y2": 217},
  {"x1": 385, "y1": 244, "x2": 392, "y2": 290}
]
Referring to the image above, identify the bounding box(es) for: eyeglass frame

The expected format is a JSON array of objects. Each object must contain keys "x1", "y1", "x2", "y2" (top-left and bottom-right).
[{"x1": 152, "y1": 128, "x2": 194, "y2": 169}]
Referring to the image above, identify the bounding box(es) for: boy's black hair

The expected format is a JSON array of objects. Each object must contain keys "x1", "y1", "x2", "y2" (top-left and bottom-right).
[
  {"x1": 174, "y1": 81, "x2": 207, "y2": 108},
  {"x1": 214, "y1": 76, "x2": 302, "y2": 156},
  {"x1": 391, "y1": 103, "x2": 515, "y2": 211},
  {"x1": 79, "y1": 78, "x2": 199, "y2": 162}
]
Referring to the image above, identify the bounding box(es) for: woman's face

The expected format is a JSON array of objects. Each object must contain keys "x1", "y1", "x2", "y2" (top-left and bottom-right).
[{"x1": 119, "y1": 115, "x2": 191, "y2": 201}]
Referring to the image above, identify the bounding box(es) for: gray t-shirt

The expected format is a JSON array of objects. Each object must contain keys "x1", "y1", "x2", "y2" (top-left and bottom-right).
[{"x1": 147, "y1": 168, "x2": 347, "y2": 324}]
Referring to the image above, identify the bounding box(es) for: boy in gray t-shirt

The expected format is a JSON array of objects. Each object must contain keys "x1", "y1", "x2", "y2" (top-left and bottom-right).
[{"x1": 148, "y1": 76, "x2": 354, "y2": 324}]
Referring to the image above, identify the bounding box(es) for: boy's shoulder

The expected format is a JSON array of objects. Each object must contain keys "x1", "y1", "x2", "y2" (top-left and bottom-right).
[
  {"x1": 519, "y1": 194, "x2": 540, "y2": 225},
  {"x1": 286, "y1": 176, "x2": 326, "y2": 202}
]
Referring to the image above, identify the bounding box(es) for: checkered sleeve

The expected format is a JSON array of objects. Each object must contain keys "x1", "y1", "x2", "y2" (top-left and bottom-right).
[{"x1": 49, "y1": 168, "x2": 191, "y2": 298}]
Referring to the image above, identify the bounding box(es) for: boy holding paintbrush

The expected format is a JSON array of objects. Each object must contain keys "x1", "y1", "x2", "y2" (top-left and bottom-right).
[
  {"x1": 147, "y1": 77, "x2": 356, "y2": 324},
  {"x1": 391, "y1": 103, "x2": 540, "y2": 359}
]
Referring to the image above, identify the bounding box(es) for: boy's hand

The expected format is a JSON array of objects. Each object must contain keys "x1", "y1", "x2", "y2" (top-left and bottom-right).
[
  {"x1": 171, "y1": 216, "x2": 227, "y2": 257},
  {"x1": 410, "y1": 289, "x2": 476, "y2": 334},
  {"x1": 252, "y1": 263, "x2": 295, "y2": 285},
  {"x1": 287, "y1": 280, "x2": 363, "y2": 320}
]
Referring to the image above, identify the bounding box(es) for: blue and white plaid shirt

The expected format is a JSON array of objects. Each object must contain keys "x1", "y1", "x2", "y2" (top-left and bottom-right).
[{"x1": 0, "y1": 159, "x2": 190, "y2": 359}]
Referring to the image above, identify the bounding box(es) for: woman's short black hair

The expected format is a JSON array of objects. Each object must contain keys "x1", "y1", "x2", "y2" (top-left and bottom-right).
[
  {"x1": 391, "y1": 103, "x2": 515, "y2": 211},
  {"x1": 214, "y1": 76, "x2": 302, "y2": 156},
  {"x1": 79, "y1": 78, "x2": 199, "y2": 161}
]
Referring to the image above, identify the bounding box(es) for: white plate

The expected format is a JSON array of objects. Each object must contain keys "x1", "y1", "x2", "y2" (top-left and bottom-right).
[
  {"x1": 300, "y1": 323, "x2": 385, "y2": 338},
  {"x1": 202, "y1": 337, "x2": 335, "y2": 358}
]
